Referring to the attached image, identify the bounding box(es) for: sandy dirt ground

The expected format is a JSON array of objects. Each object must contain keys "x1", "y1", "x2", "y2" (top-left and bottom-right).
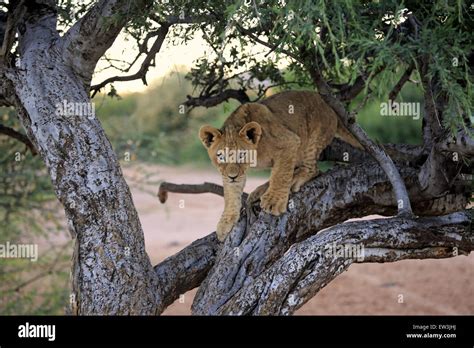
[{"x1": 123, "y1": 163, "x2": 474, "y2": 315}]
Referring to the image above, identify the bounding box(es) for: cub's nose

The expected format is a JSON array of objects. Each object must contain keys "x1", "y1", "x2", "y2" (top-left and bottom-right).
[{"x1": 228, "y1": 174, "x2": 238, "y2": 180}]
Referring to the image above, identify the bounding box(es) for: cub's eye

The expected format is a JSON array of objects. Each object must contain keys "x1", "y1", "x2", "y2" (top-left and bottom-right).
[
  {"x1": 239, "y1": 152, "x2": 246, "y2": 160},
  {"x1": 217, "y1": 153, "x2": 225, "y2": 163}
]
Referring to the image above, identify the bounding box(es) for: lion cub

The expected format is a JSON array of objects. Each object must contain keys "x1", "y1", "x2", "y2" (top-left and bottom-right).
[{"x1": 199, "y1": 90, "x2": 362, "y2": 241}]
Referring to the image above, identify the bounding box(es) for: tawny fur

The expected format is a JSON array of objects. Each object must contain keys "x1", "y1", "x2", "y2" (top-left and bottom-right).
[{"x1": 199, "y1": 90, "x2": 362, "y2": 241}]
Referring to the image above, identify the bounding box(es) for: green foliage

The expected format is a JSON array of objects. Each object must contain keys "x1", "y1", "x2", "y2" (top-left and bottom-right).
[
  {"x1": 354, "y1": 73, "x2": 424, "y2": 145},
  {"x1": 0, "y1": 109, "x2": 56, "y2": 239},
  {"x1": 57, "y1": 0, "x2": 94, "y2": 29},
  {"x1": 0, "y1": 246, "x2": 71, "y2": 315},
  {"x1": 59, "y1": 0, "x2": 473, "y2": 135},
  {"x1": 182, "y1": 0, "x2": 473, "y2": 135}
]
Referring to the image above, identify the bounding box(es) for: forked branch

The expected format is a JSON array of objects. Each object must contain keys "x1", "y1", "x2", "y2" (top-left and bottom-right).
[
  {"x1": 153, "y1": 160, "x2": 470, "y2": 315},
  {"x1": 91, "y1": 24, "x2": 170, "y2": 97},
  {"x1": 215, "y1": 210, "x2": 473, "y2": 315}
]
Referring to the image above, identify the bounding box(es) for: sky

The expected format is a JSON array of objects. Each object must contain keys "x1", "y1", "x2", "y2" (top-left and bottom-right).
[
  {"x1": 91, "y1": 30, "x2": 210, "y2": 94},
  {"x1": 91, "y1": 26, "x2": 282, "y2": 96}
]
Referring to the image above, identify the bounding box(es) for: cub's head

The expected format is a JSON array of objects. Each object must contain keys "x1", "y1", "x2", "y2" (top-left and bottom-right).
[{"x1": 199, "y1": 121, "x2": 261, "y2": 184}]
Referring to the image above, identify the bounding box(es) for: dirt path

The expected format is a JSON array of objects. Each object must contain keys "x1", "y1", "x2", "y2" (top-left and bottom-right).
[{"x1": 123, "y1": 163, "x2": 474, "y2": 315}]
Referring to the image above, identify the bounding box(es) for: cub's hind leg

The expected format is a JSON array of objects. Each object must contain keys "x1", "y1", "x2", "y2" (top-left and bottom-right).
[
  {"x1": 260, "y1": 128, "x2": 300, "y2": 216},
  {"x1": 291, "y1": 114, "x2": 338, "y2": 192},
  {"x1": 291, "y1": 134, "x2": 337, "y2": 192},
  {"x1": 290, "y1": 142, "x2": 320, "y2": 193}
]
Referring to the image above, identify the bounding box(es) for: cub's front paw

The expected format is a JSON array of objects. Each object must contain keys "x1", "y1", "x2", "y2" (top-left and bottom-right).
[
  {"x1": 216, "y1": 215, "x2": 238, "y2": 241},
  {"x1": 260, "y1": 191, "x2": 288, "y2": 216}
]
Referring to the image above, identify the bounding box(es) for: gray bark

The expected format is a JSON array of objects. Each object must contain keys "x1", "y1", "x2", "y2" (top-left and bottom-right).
[
  {"x1": 4, "y1": 0, "x2": 162, "y2": 314},
  {"x1": 215, "y1": 210, "x2": 473, "y2": 315},
  {"x1": 190, "y1": 160, "x2": 471, "y2": 314},
  {"x1": 154, "y1": 234, "x2": 219, "y2": 312},
  {"x1": 153, "y1": 156, "x2": 470, "y2": 315}
]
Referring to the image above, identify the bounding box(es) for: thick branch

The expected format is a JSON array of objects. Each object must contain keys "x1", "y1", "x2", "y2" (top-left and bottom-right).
[
  {"x1": 62, "y1": 0, "x2": 152, "y2": 86},
  {"x1": 154, "y1": 234, "x2": 219, "y2": 313},
  {"x1": 416, "y1": 58, "x2": 469, "y2": 198},
  {"x1": 190, "y1": 161, "x2": 468, "y2": 315},
  {"x1": 217, "y1": 210, "x2": 473, "y2": 315},
  {"x1": 151, "y1": 157, "x2": 469, "y2": 314},
  {"x1": 320, "y1": 138, "x2": 424, "y2": 165},
  {"x1": 437, "y1": 128, "x2": 474, "y2": 157},
  {"x1": 417, "y1": 129, "x2": 471, "y2": 198},
  {"x1": 7, "y1": 4, "x2": 161, "y2": 313}
]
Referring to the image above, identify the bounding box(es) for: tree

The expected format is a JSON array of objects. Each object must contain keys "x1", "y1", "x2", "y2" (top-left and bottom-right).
[{"x1": 0, "y1": 0, "x2": 472, "y2": 315}]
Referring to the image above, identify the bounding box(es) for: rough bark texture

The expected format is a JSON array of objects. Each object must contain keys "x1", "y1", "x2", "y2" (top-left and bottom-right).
[
  {"x1": 150, "y1": 155, "x2": 470, "y2": 315},
  {"x1": 154, "y1": 234, "x2": 220, "y2": 312},
  {"x1": 189, "y1": 161, "x2": 470, "y2": 314},
  {"x1": 5, "y1": 0, "x2": 162, "y2": 314},
  {"x1": 214, "y1": 211, "x2": 473, "y2": 315},
  {"x1": 61, "y1": 0, "x2": 151, "y2": 87}
]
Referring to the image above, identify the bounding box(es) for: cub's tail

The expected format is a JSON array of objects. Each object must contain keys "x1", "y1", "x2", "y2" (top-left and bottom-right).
[{"x1": 335, "y1": 120, "x2": 364, "y2": 150}]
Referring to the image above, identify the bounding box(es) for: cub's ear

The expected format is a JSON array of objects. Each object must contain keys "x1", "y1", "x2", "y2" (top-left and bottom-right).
[
  {"x1": 199, "y1": 125, "x2": 222, "y2": 148},
  {"x1": 239, "y1": 121, "x2": 262, "y2": 145}
]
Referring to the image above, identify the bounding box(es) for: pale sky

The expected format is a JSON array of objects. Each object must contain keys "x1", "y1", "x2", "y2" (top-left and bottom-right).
[
  {"x1": 91, "y1": 26, "x2": 286, "y2": 95},
  {"x1": 92, "y1": 31, "x2": 210, "y2": 94}
]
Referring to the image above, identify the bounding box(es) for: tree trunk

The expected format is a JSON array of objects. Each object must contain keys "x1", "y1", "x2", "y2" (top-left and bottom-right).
[{"x1": 6, "y1": 8, "x2": 160, "y2": 314}]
